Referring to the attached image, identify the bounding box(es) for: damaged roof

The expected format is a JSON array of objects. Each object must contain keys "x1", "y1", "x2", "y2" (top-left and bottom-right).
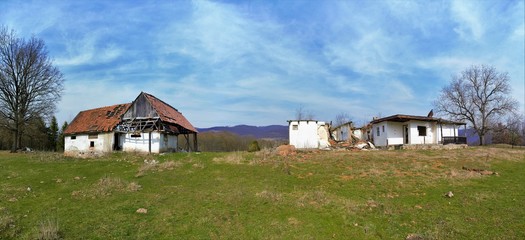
[
  {"x1": 64, "y1": 92, "x2": 198, "y2": 135},
  {"x1": 64, "y1": 103, "x2": 131, "y2": 135},
  {"x1": 371, "y1": 114, "x2": 465, "y2": 125},
  {"x1": 141, "y1": 92, "x2": 198, "y2": 133}
]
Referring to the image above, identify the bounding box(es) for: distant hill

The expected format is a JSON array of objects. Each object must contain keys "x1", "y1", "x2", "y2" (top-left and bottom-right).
[{"x1": 197, "y1": 125, "x2": 288, "y2": 140}]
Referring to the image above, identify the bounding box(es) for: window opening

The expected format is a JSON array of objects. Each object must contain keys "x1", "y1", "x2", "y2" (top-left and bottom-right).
[{"x1": 417, "y1": 126, "x2": 427, "y2": 136}]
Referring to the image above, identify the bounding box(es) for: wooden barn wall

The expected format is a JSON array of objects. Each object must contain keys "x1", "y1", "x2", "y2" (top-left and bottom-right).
[{"x1": 123, "y1": 94, "x2": 158, "y2": 119}]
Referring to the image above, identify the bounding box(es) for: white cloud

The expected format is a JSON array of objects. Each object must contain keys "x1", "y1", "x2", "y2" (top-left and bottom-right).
[
  {"x1": 2, "y1": 0, "x2": 523, "y2": 127},
  {"x1": 450, "y1": 0, "x2": 485, "y2": 41}
]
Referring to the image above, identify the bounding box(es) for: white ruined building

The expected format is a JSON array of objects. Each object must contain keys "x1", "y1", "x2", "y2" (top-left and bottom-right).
[{"x1": 288, "y1": 120, "x2": 331, "y2": 149}]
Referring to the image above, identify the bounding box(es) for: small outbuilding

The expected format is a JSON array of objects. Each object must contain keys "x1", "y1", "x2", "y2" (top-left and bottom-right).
[
  {"x1": 64, "y1": 92, "x2": 197, "y2": 156},
  {"x1": 288, "y1": 120, "x2": 331, "y2": 149}
]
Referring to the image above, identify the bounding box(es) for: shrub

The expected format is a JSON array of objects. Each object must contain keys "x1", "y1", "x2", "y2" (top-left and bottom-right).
[{"x1": 248, "y1": 141, "x2": 261, "y2": 152}]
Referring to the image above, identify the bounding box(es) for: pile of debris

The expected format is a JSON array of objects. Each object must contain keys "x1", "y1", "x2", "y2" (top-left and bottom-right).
[{"x1": 330, "y1": 139, "x2": 376, "y2": 151}]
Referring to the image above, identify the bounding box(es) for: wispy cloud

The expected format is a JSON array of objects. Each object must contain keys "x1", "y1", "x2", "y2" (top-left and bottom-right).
[{"x1": 1, "y1": 0, "x2": 523, "y2": 127}]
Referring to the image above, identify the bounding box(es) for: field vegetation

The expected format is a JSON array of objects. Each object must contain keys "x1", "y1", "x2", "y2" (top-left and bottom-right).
[{"x1": 1, "y1": 146, "x2": 524, "y2": 239}]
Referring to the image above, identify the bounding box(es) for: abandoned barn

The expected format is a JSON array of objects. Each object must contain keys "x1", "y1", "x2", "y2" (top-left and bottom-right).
[{"x1": 63, "y1": 92, "x2": 197, "y2": 155}]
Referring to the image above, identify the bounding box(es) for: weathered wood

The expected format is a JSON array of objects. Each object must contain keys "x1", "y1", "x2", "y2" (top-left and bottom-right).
[{"x1": 122, "y1": 93, "x2": 159, "y2": 119}]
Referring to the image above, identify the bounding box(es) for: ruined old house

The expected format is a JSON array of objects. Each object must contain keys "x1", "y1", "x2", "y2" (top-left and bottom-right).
[
  {"x1": 331, "y1": 121, "x2": 354, "y2": 142},
  {"x1": 370, "y1": 114, "x2": 466, "y2": 147},
  {"x1": 288, "y1": 120, "x2": 331, "y2": 149},
  {"x1": 64, "y1": 92, "x2": 197, "y2": 155}
]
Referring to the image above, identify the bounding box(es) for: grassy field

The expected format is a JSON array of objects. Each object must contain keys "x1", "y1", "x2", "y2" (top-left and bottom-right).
[{"x1": 1, "y1": 146, "x2": 524, "y2": 239}]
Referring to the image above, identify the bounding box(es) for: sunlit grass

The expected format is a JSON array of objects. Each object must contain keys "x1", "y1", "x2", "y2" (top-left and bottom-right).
[{"x1": 0, "y1": 146, "x2": 524, "y2": 239}]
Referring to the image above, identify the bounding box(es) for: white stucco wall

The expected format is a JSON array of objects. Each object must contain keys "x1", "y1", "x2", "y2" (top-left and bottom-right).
[
  {"x1": 123, "y1": 132, "x2": 158, "y2": 153},
  {"x1": 289, "y1": 120, "x2": 328, "y2": 149},
  {"x1": 65, "y1": 131, "x2": 179, "y2": 154},
  {"x1": 332, "y1": 124, "x2": 352, "y2": 141},
  {"x1": 408, "y1": 121, "x2": 437, "y2": 145},
  {"x1": 386, "y1": 122, "x2": 404, "y2": 145},
  {"x1": 372, "y1": 120, "x2": 463, "y2": 147},
  {"x1": 372, "y1": 122, "x2": 404, "y2": 147},
  {"x1": 64, "y1": 132, "x2": 114, "y2": 154},
  {"x1": 122, "y1": 132, "x2": 178, "y2": 153}
]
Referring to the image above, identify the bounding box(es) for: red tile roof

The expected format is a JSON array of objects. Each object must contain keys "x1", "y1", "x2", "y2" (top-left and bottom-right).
[
  {"x1": 142, "y1": 92, "x2": 198, "y2": 133},
  {"x1": 64, "y1": 103, "x2": 131, "y2": 135}
]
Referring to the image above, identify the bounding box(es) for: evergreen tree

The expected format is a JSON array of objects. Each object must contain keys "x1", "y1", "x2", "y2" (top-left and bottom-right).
[
  {"x1": 57, "y1": 121, "x2": 68, "y2": 152},
  {"x1": 48, "y1": 116, "x2": 59, "y2": 151}
]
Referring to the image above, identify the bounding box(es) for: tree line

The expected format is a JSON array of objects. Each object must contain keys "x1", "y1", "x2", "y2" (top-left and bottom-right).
[
  {"x1": 0, "y1": 115, "x2": 68, "y2": 151},
  {"x1": 178, "y1": 131, "x2": 286, "y2": 152}
]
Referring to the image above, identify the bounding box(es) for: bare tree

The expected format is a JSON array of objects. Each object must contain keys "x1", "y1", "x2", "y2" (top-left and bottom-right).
[
  {"x1": 492, "y1": 113, "x2": 525, "y2": 147},
  {"x1": 334, "y1": 112, "x2": 351, "y2": 127},
  {"x1": 434, "y1": 65, "x2": 517, "y2": 145},
  {"x1": 0, "y1": 26, "x2": 64, "y2": 152},
  {"x1": 295, "y1": 105, "x2": 315, "y2": 120}
]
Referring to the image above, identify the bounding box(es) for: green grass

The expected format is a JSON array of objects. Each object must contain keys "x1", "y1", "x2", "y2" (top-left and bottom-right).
[{"x1": 0, "y1": 147, "x2": 524, "y2": 239}]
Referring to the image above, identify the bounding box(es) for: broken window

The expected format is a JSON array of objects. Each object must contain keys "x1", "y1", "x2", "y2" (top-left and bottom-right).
[
  {"x1": 131, "y1": 133, "x2": 141, "y2": 138},
  {"x1": 71, "y1": 136, "x2": 76, "y2": 140},
  {"x1": 292, "y1": 125, "x2": 298, "y2": 130},
  {"x1": 417, "y1": 126, "x2": 427, "y2": 136},
  {"x1": 90, "y1": 141, "x2": 95, "y2": 148}
]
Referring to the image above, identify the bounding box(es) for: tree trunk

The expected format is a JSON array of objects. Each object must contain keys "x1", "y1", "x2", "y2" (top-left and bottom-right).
[
  {"x1": 479, "y1": 134, "x2": 484, "y2": 146},
  {"x1": 10, "y1": 131, "x2": 17, "y2": 153}
]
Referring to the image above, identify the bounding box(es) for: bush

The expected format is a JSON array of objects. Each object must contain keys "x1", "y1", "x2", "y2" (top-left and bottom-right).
[{"x1": 248, "y1": 141, "x2": 261, "y2": 152}]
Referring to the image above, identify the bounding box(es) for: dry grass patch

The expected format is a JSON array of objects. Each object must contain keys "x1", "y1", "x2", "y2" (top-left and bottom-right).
[
  {"x1": 29, "y1": 152, "x2": 67, "y2": 162},
  {"x1": 213, "y1": 151, "x2": 245, "y2": 164},
  {"x1": 35, "y1": 218, "x2": 61, "y2": 240},
  {"x1": 71, "y1": 176, "x2": 141, "y2": 199},
  {"x1": 296, "y1": 190, "x2": 332, "y2": 208},
  {"x1": 136, "y1": 160, "x2": 182, "y2": 177},
  {"x1": 0, "y1": 207, "x2": 17, "y2": 238},
  {"x1": 255, "y1": 190, "x2": 283, "y2": 203}
]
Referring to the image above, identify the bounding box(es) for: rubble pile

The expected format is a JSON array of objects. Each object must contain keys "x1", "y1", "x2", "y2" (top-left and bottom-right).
[{"x1": 330, "y1": 140, "x2": 377, "y2": 151}]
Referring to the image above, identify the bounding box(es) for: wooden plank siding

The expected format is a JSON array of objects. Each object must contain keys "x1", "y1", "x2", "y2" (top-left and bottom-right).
[{"x1": 123, "y1": 93, "x2": 159, "y2": 120}]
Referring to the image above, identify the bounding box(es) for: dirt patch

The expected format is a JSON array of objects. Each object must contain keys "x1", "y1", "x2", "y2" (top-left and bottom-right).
[
  {"x1": 276, "y1": 145, "x2": 296, "y2": 156},
  {"x1": 462, "y1": 166, "x2": 498, "y2": 175}
]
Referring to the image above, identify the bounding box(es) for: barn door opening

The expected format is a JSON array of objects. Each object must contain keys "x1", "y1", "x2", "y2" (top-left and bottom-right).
[{"x1": 113, "y1": 133, "x2": 120, "y2": 151}]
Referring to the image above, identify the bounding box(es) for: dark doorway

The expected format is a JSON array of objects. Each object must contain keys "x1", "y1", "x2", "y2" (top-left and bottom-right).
[
  {"x1": 404, "y1": 125, "x2": 409, "y2": 144},
  {"x1": 113, "y1": 133, "x2": 121, "y2": 150}
]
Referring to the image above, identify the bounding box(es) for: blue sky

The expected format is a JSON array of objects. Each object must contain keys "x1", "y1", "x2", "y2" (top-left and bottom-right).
[{"x1": 1, "y1": 0, "x2": 523, "y2": 127}]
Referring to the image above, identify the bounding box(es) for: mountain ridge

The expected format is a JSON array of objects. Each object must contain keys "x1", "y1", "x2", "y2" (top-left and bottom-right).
[{"x1": 197, "y1": 124, "x2": 288, "y2": 139}]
